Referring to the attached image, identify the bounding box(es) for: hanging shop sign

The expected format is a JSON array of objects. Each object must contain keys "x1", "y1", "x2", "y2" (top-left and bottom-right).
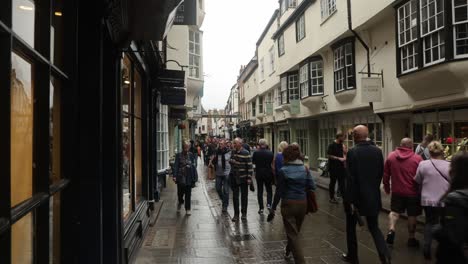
[
  {"x1": 170, "y1": 108, "x2": 187, "y2": 120},
  {"x1": 290, "y1": 99, "x2": 301, "y2": 115},
  {"x1": 174, "y1": 0, "x2": 197, "y2": 25},
  {"x1": 161, "y1": 87, "x2": 186, "y2": 105},
  {"x1": 361, "y1": 77, "x2": 382, "y2": 103},
  {"x1": 158, "y1": 69, "x2": 185, "y2": 87}
]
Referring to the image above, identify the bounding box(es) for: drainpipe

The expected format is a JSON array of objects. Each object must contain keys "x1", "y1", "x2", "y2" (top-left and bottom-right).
[{"x1": 347, "y1": 0, "x2": 385, "y2": 124}]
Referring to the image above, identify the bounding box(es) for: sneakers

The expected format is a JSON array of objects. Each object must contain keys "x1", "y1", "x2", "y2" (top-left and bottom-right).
[
  {"x1": 186, "y1": 210, "x2": 191, "y2": 216},
  {"x1": 386, "y1": 230, "x2": 395, "y2": 245},
  {"x1": 329, "y1": 198, "x2": 339, "y2": 204},
  {"x1": 258, "y1": 209, "x2": 264, "y2": 214},
  {"x1": 407, "y1": 238, "x2": 420, "y2": 248}
]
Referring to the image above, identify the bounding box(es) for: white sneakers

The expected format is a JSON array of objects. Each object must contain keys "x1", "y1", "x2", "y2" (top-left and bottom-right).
[{"x1": 186, "y1": 210, "x2": 191, "y2": 216}]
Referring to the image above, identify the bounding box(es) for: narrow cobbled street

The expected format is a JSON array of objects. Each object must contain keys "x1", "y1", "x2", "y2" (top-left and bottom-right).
[{"x1": 136, "y1": 159, "x2": 431, "y2": 264}]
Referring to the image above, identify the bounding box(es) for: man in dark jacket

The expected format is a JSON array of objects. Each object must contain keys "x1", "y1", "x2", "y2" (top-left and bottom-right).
[
  {"x1": 252, "y1": 138, "x2": 274, "y2": 214},
  {"x1": 342, "y1": 125, "x2": 391, "y2": 264},
  {"x1": 230, "y1": 137, "x2": 253, "y2": 222}
]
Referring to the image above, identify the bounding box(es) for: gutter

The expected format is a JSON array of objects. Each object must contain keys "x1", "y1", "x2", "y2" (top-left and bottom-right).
[{"x1": 347, "y1": 0, "x2": 385, "y2": 123}]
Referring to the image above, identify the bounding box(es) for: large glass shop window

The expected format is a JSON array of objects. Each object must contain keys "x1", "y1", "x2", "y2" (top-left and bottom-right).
[
  {"x1": 12, "y1": 212, "x2": 34, "y2": 263},
  {"x1": 134, "y1": 70, "x2": 143, "y2": 203},
  {"x1": 50, "y1": 77, "x2": 62, "y2": 184},
  {"x1": 11, "y1": 52, "x2": 34, "y2": 207},
  {"x1": 122, "y1": 55, "x2": 133, "y2": 220},
  {"x1": 13, "y1": 0, "x2": 35, "y2": 48}
]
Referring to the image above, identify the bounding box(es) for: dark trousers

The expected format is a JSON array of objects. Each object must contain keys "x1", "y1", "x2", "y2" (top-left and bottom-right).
[
  {"x1": 177, "y1": 184, "x2": 192, "y2": 210},
  {"x1": 256, "y1": 176, "x2": 273, "y2": 210},
  {"x1": 423, "y1": 206, "x2": 442, "y2": 251},
  {"x1": 281, "y1": 201, "x2": 307, "y2": 264},
  {"x1": 329, "y1": 171, "x2": 345, "y2": 199},
  {"x1": 232, "y1": 183, "x2": 248, "y2": 216},
  {"x1": 344, "y1": 203, "x2": 389, "y2": 262},
  {"x1": 216, "y1": 175, "x2": 230, "y2": 208}
]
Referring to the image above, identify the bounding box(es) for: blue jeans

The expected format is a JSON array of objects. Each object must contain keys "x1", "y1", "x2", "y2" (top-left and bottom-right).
[{"x1": 216, "y1": 175, "x2": 230, "y2": 208}]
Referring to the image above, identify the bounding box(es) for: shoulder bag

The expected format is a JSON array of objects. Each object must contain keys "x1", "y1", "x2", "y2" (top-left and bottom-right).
[{"x1": 430, "y1": 159, "x2": 450, "y2": 183}]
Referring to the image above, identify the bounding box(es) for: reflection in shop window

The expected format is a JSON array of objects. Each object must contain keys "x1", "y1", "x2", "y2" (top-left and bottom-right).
[
  {"x1": 121, "y1": 55, "x2": 132, "y2": 219},
  {"x1": 11, "y1": 52, "x2": 34, "y2": 207},
  {"x1": 51, "y1": 0, "x2": 65, "y2": 68},
  {"x1": 134, "y1": 70, "x2": 143, "y2": 203},
  {"x1": 13, "y1": 0, "x2": 35, "y2": 48},
  {"x1": 49, "y1": 193, "x2": 61, "y2": 264},
  {"x1": 12, "y1": 212, "x2": 34, "y2": 264},
  {"x1": 50, "y1": 77, "x2": 62, "y2": 185}
]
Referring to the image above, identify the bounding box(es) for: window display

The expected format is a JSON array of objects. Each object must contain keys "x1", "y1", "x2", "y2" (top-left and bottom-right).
[
  {"x1": 121, "y1": 55, "x2": 132, "y2": 219},
  {"x1": 11, "y1": 52, "x2": 34, "y2": 207}
]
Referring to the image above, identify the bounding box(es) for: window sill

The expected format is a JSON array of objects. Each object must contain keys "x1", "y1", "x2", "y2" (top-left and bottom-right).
[
  {"x1": 301, "y1": 94, "x2": 324, "y2": 108},
  {"x1": 296, "y1": 36, "x2": 305, "y2": 43},
  {"x1": 334, "y1": 88, "x2": 356, "y2": 102},
  {"x1": 320, "y1": 9, "x2": 337, "y2": 26}
]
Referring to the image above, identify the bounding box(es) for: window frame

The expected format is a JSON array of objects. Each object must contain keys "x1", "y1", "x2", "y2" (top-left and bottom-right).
[
  {"x1": 452, "y1": 0, "x2": 468, "y2": 58},
  {"x1": 296, "y1": 14, "x2": 306, "y2": 42},
  {"x1": 321, "y1": 0, "x2": 337, "y2": 20},
  {"x1": 258, "y1": 96, "x2": 264, "y2": 114},
  {"x1": 269, "y1": 46, "x2": 276, "y2": 73},
  {"x1": 188, "y1": 29, "x2": 202, "y2": 79},
  {"x1": 280, "y1": 76, "x2": 288, "y2": 105},
  {"x1": 332, "y1": 40, "x2": 355, "y2": 93},
  {"x1": 299, "y1": 63, "x2": 309, "y2": 98},
  {"x1": 259, "y1": 58, "x2": 265, "y2": 81},
  {"x1": 420, "y1": 0, "x2": 446, "y2": 66},
  {"x1": 278, "y1": 34, "x2": 285, "y2": 57}
]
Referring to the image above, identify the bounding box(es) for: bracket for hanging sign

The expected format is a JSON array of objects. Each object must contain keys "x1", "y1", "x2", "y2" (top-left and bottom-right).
[{"x1": 359, "y1": 70, "x2": 384, "y2": 88}]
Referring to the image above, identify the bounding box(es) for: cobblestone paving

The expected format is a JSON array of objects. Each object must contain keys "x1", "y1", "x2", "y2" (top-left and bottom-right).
[{"x1": 136, "y1": 160, "x2": 432, "y2": 264}]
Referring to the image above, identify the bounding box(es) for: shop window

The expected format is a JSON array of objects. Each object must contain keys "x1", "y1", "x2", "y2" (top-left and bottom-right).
[
  {"x1": 121, "y1": 55, "x2": 133, "y2": 220},
  {"x1": 12, "y1": 0, "x2": 35, "y2": 48},
  {"x1": 51, "y1": 0, "x2": 65, "y2": 68},
  {"x1": 134, "y1": 70, "x2": 143, "y2": 203},
  {"x1": 50, "y1": 76, "x2": 62, "y2": 185},
  {"x1": 11, "y1": 52, "x2": 34, "y2": 207},
  {"x1": 296, "y1": 129, "x2": 309, "y2": 157},
  {"x1": 49, "y1": 193, "x2": 61, "y2": 264},
  {"x1": 12, "y1": 212, "x2": 34, "y2": 264}
]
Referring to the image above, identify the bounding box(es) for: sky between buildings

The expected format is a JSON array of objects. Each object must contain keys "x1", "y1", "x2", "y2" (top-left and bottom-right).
[{"x1": 201, "y1": 0, "x2": 278, "y2": 110}]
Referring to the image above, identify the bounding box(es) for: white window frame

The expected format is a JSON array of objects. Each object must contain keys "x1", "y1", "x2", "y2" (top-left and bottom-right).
[
  {"x1": 333, "y1": 42, "x2": 354, "y2": 93},
  {"x1": 278, "y1": 34, "x2": 285, "y2": 56},
  {"x1": 299, "y1": 64, "x2": 309, "y2": 98},
  {"x1": 310, "y1": 60, "x2": 324, "y2": 95},
  {"x1": 288, "y1": 73, "x2": 299, "y2": 101},
  {"x1": 275, "y1": 87, "x2": 282, "y2": 107},
  {"x1": 258, "y1": 96, "x2": 264, "y2": 114},
  {"x1": 280, "y1": 76, "x2": 288, "y2": 104},
  {"x1": 157, "y1": 104, "x2": 169, "y2": 172},
  {"x1": 420, "y1": 0, "x2": 446, "y2": 66},
  {"x1": 269, "y1": 46, "x2": 276, "y2": 73},
  {"x1": 321, "y1": 0, "x2": 337, "y2": 20},
  {"x1": 398, "y1": 0, "x2": 419, "y2": 73},
  {"x1": 453, "y1": 0, "x2": 468, "y2": 58},
  {"x1": 189, "y1": 30, "x2": 201, "y2": 78},
  {"x1": 296, "y1": 14, "x2": 306, "y2": 42},
  {"x1": 280, "y1": 0, "x2": 287, "y2": 14},
  {"x1": 259, "y1": 58, "x2": 265, "y2": 81}
]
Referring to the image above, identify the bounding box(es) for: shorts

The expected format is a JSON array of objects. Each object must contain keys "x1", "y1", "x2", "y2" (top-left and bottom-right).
[{"x1": 390, "y1": 194, "x2": 422, "y2": 216}]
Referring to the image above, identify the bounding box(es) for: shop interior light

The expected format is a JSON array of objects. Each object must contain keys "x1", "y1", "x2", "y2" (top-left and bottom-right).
[
  {"x1": 19, "y1": 5, "x2": 34, "y2": 11},
  {"x1": 54, "y1": 11, "x2": 63, "y2": 16},
  {"x1": 124, "y1": 80, "x2": 130, "y2": 84}
]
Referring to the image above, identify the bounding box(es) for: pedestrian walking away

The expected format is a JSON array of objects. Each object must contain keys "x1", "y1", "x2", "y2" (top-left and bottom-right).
[
  {"x1": 433, "y1": 152, "x2": 468, "y2": 264},
  {"x1": 414, "y1": 141, "x2": 451, "y2": 260},
  {"x1": 230, "y1": 137, "x2": 253, "y2": 222},
  {"x1": 269, "y1": 144, "x2": 316, "y2": 264},
  {"x1": 383, "y1": 138, "x2": 423, "y2": 248},
  {"x1": 415, "y1": 134, "x2": 434, "y2": 160},
  {"x1": 343, "y1": 125, "x2": 391, "y2": 264},
  {"x1": 173, "y1": 141, "x2": 199, "y2": 216},
  {"x1": 213, "y1": 139, "x2": 232, "y2": 213},
  {"x1": 252, "y1": 138, "x2": 274, "y2": 214},
  {"x1": 327, "y1": 132, "x2": 347, "y2": 204},
  {"x1": 270, "y1": 141, "x2": 288, "y2": 219}
]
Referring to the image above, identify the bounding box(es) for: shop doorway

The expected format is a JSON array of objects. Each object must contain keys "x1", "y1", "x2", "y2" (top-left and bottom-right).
[{"x1": 390, "y1": 118, "x2": 410, "y2": 152}]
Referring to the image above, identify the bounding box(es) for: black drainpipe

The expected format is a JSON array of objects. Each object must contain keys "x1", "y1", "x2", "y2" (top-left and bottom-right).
[{"x1": 347, "y1": 0, "x2": 385, "y2": 124}]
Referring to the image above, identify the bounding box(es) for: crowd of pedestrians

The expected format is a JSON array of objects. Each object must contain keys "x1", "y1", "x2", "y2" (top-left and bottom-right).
[{"x1": 173, "y1": 126, "x2": 468, "y2": 264}]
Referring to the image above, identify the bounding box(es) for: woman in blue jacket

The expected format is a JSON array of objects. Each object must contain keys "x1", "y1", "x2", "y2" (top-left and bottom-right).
[{"x1": 270, "y1": 144, "x2": 316, "y2": 264}]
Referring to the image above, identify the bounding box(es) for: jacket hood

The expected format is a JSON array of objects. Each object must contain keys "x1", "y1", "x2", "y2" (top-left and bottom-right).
[{"x1": 395, "y1": 147, "x2": 415, "y2": 160}]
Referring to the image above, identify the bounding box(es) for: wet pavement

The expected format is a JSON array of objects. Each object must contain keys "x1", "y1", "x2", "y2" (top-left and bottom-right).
[{"x1": 136, "y1": 160, "x2": 433, "y2": 264}]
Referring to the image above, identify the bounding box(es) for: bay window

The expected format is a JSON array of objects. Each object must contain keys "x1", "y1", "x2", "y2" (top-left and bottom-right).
[
  {"x1": 310, "y1": 60, "x2": 324, "y2": 95},
  {"x1": 259, "y1": 96, "x2": 264, "y2": 114},
  {"x1": 278, "y1": 34, "x2": 285, "y2": 56},
  {"x1": 189, "y1": 30, "x2": 201, "y2": 78},
  {"x1": 453, "y1": 0, "x2": 468, "y2": 58},
  {"x1": 299, "y1": 63, "x2": 309, "y2": 98},
  {"x1": 281, "y1": 76, "x2": 288, "y2": 104},
  {"x1": 398, "y1": 0, "x2": 419, "y2": 73},
  {"x1": 288, "y1": 73, "x2": 299, "y2": 101},
  {"x1": 321, "y1": 0, "x2": 337, "y2": 20},
  {"x1": 421, "y1": 0, "x2": 445, "y2": 65}
]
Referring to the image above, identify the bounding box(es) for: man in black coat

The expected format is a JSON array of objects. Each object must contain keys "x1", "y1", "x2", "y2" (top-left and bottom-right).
[
  {"x1": 342, "y1": 125, "x2": 391, "y2": 264},
  {"x1": 252, "y1": 139, "x2": 274, "y2": 214}
]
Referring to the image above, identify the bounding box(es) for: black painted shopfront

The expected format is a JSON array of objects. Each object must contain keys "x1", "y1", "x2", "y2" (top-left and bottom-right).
[{"x1": 0, "y1": 0, "x2": 181, "y2": 263}]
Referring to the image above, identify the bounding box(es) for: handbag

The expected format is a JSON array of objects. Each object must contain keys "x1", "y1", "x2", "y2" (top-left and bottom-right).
[{"x1": 304, "y1": 166, "x2": 318, "y2": 213}]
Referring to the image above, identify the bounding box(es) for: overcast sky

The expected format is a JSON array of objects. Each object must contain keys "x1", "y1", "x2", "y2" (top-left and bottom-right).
[{"x1": 200, "y1": 0, "x2": 278, "y2": 110}]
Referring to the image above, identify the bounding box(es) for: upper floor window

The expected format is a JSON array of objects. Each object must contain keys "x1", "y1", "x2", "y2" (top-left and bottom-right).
[
  {"x1": 288, "y1": 73, "x2": 299, "y2": 101},
  {"x1": 333, "y1": 42, "x2": 355, "y2": 93},
  {"x1": 269, "y1": 46, "x2": 276, "y2": 73},
  {"x1": 310, "y1": 60, "x2": 324, "y2": 95},
  {"x1": 275, "y1": 87, "x2": 282, "y2": 107},
  {"x1": 299, "y1": 64, "x2": 309, "y2": 98},
  {"x1": 258, "y1": 96, "x2": 264, "y2": 114},
  {"x1": 453, "y1": 0, "x2": 468, "y2": 58},
  {"x1": 260, "y1": 58, "x2": 265, "y2": 80},
  {"x1": 189, "y1": 30, "x2": 201, "y2": 78},
  {"x1": 321, "y1": 0, "x2": 337, "y2": 20},
  {"x1": 421, "y1": 0, "x2": 445, "y2": 65},
  {"x1": 278, "y1": 34, "x2": 285, "y2": 56},
  {"x1": 296, "y1": 14, "x2": 306, "y2": 42},
  {"x1": 280, "y1": 0, "x2": 297, "y2": 15},
  {"x1": 280, "y1": 76, "x2": 288, "y2": 104},
  {"x1": 252, "y1": 101, "x2": 256, "y2": 117},
  {"x1": 398, "y1": 0, "x2": 419, "y2": 73}
]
